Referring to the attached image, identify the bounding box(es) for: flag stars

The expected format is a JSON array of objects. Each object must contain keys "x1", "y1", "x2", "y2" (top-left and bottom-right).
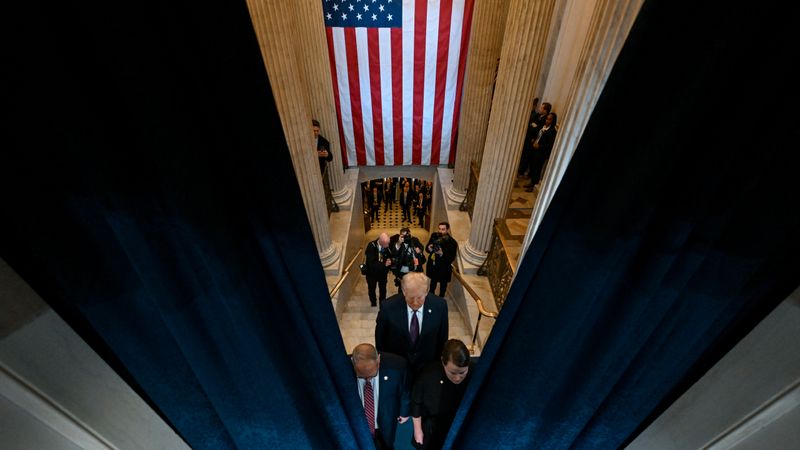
[
  {"x1": 356, "y1": 13, "x2": 362, "y2": 20},
  {"x1": 379, "y1": 4, "x2": 385, "y2": 12},
  {"x1": 326, "y1": 12, "x2": 332, "y2": 20},
  {"x1": 371, "y1": 13, "x2": 377, "y2": 20},
  {"x1": 332, "y1": 3, "x2": 339, "y2": 11},
  {"x1": 387, "y1": 13, "x2": 393, "y2": 21},
  {"x1": 348, "y1": 3, "x2": 354, "y2": 11},
  {"x1": 363, "y1": 4, "x2": 369, "y2": 11},
  {"x1": 342, "y1": 12, "x2": 348, "y2": 20}
]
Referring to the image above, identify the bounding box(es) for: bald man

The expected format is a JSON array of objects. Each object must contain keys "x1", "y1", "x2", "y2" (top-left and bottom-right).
[
  {"x1": 375, "y1": 272, "x2": 448, "y2": 378},
  {"x1": 351, "y1": 343, "x2": 410, "y2": 449},
  {"x1": 365, "y1": 232, "x2": 393, "y2": 307}
]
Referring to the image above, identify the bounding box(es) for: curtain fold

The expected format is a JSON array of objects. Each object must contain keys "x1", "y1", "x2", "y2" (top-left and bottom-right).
[
  {"x1": 447, "y1": 0, "x2": 800, "y2": 448},
  {"x1": 2, "y1": 0, "x2": 372, "y2": 448}
]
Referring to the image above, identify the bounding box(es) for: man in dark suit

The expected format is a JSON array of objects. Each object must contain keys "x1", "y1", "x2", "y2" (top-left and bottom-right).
[
  {"x1": 524, "y1": 111, "x2": 558, "y2": 192},
  {"x1": 399, "y1": 184, "x2": 412, "y2": 223},
  {"x1": 375, "y1": 272, "x2": 449, "y2": 378},
  {"x1": 351, "y1": 343, "x2": 410, "y2": 449},
  {"x1": 425, "y1": 222, "x2": 458, "y2": 298},
  {"x1": 365, "y1": 233, "x2": 392, "y2": 307},
  {"x1": 313, "y1": 119, "x2": 333, "y2": 174}
]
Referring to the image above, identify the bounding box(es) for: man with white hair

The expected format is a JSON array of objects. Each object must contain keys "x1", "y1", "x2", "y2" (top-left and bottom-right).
[{"x1": 375, "y1": 272, "x2": 448, "y2": 378}]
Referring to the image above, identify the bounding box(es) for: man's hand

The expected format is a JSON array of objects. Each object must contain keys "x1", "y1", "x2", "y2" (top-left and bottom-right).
[
  {"x1": 317, "y1": 150, "x2": 329, "y2": 157},
  {"x1": 414, "y1": 428, "x2": 424, "y2": 445},
  {"x1": 397, "y1": 416, "x2": 409, "y2": 424},
  {"x1": 436, "y1": 248, "x2": 444, "y2": 256},
  {"x1": 384, "y1": 258, "x2": 392, "y2": 267},
  {"x1": 415, "y1": 247, "x2": 423, "y2": 254}
]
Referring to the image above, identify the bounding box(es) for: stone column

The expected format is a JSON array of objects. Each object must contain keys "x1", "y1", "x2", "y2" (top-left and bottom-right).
[
  {"x1": 294, "y1": 0, "x2": 352, "y2": 205},
  {"x1": 447, "y1": 0, "x2": 511, "y2": 205},
  {"x1": 460, "y1": 0, "x2": 557, "y2": 267},
  {"x1": 246, "y1": 0, "x2": 341, "y2": 267},
  {"x1": 518, "y1": 0, "x2": 645, "y2": 263}
]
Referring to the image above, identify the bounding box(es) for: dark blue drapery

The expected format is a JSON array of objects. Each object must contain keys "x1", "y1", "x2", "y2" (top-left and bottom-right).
[
  {"x1": 448, "y1": 0, "x2": 800, "y2": 448},
  {"x1": 2, "y1": 0, "x2": 372, "y2": 448},
  {"x1": 3, "y1": 0, "x2": 800, "y2": 449}
]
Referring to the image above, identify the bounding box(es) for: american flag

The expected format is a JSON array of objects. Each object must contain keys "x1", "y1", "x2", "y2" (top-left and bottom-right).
[{"x1": 323, "y1": 0, "x2": 474, "y2": 166}]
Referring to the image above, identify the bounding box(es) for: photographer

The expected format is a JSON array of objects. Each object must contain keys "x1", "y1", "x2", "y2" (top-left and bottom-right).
[
  {"x1": 425, "y1": 222, "x2": 458, "y2": 298},
  {"x1": 389, "y1": 228, "x2": 426, "y2": 293},
  {"x1": 365, "y1": 233, "x2": 393, "y2": 307}
]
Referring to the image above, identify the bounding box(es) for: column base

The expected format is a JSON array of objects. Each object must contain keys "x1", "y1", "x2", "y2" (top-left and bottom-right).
[
  {"x1": 459, "y1": 240, "x2": 488, "y2": 274},
  {"x1": 319, "y1": 241, "x2": 343, "y2": 276},
  {"x1": 445, "y1": 185, "x2": 467, "y2": 208},
  {"x1": 331, "y1": 186, "x2": 353, "y2": 209}
]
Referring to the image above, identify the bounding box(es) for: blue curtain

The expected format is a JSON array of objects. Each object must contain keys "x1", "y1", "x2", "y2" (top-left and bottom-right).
[
  {"x1": 2, "y1": 0, "x2": 372, "y2": 448},
  {"x1": 448, "y1": 0, "x2": 800, "y2": 448},
  {"x1": 3, "y1": 0, "x2": 800, "y2": 449}
]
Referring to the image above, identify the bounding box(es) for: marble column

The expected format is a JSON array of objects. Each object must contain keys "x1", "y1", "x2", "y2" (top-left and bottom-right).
[
  {"x1": 460, "y1": 0, "x2": 557, "y2": 267},
  {"x1": 447, "y1": 0, "x2": 511, "y2": 205},
  {"x1": 295, "y1": 0, "x2": 351, "y2": 205},
  {"x1": 246, "y1": 0, "x2": 341, "y2": 267},
  {"x1": 518, "y1": 0, "x2": 645, "y2": 263}
]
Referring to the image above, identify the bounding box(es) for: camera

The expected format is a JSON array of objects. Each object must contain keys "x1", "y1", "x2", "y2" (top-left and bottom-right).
[{"x1": 430, "y1": 237, "x2": 443, "y2": 253}]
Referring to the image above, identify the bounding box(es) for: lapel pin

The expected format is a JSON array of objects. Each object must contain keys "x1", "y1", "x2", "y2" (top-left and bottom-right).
[
  {"x1": 428, "y1": 309, "x2": 432, "y2": 314},
  {"x1": 384, "y1": 376, "x2": 388, "y2": 381},
  {"x1": 440, "y1": 380, "x2": 444, "y2": 384}
]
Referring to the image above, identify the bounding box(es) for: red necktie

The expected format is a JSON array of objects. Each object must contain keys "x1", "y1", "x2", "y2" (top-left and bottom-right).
[
  {"x1": 364, "y1": 377, "x2": 375, "y2": 436},
  {"x1": 410, "y1": 310, "x2": 419, "y2": 346}
]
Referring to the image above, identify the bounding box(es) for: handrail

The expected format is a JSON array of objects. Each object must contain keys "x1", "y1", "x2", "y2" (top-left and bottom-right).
[
  {"x1": 451, "y1": 266, "x2": 498, "y2": 319},
  {"x1": 451, "y1": 266, "x2": 497, "y2": 354},
  {"x1": 329, "y1": 248, "x2": 363, "y2": 298}
]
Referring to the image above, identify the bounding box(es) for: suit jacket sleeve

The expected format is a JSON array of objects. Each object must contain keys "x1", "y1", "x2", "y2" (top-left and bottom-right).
[
  {"x1": 437, "y1": 298, "x2": 449, "y2": 357},
  {"x1": 375, "y1": 306, "x2": 387, "y2": 351},
  {"x1": 319, "y1": 136, "x2": 333, "y2": 162},
  {"x1": 365, "y1": 241, "x2": 385, "y2": 275}
]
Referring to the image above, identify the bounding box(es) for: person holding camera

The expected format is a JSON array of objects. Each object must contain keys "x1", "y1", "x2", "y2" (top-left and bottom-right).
[
  {"x1": 425, "y1": 222, "x2": 458, "y2": 298},
  {"x1": 365, "y1": 233, "x2": 393, "y2": 307},
  {"x1": 389, "y1": 227, "x2": 426, "y2": 293}
]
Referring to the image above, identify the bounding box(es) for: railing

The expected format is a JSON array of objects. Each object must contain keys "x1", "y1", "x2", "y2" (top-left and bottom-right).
[
  {"x1": 477, "y1": 220, "x2": 515, "y2": 310},
  {"x1": 329, "y1": 248, "x2": 363, "y2": 299},
  {"x1": 451, "y1": 266, "x2": 498, "y2": 354}
]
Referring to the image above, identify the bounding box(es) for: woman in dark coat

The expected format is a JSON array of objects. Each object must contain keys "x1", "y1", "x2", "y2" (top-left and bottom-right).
[{"x1": 411, "y1": 339, "x2": 474, "y2": 449}]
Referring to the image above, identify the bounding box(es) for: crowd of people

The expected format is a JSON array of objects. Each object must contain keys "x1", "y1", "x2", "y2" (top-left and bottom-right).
[
  {"x1": 311, "y1": 116, "x2": 476, "y2": 449},
  {"x1": 363, "y1": 222, "x2": 458, "y2": 307},
  {"x1": 363, "y1": 178, "x2": 434, "y2": 228},
  {"x1": 353, "y1": 272, "x2": 473, "y2": 449}
]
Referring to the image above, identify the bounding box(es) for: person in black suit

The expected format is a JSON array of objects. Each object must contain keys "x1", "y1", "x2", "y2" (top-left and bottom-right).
[
  {"x1": 375, "y1": 272, "x2": 449, "y2": 379},
  {"x1": 425, "y1": 222, "x2": 458, "y2": 298},
  {"x1": 312, "y1": 119, "x2": 333, "y2": 175},
  {"x1": 524, "y1": 112, "x2": 558, "y2": 192},
  {"x1": 351, "y1": 343, "x2": 410, "y2": 449},
  {"x1": 399, "y1": 184, "x2": 413, "y2": 223},
  {"x1": 411, "y1": 339, "x2": 474, "y2": 450},
  {"x1": 365, "y1": 233, "x2": 393, "y2": 307},
  {"x1": 367, "y1": 186, "x2": 381, "y2": 222},
  {"x1": 413, "y1": 192, "x2": 427, "y2": 228},
  {"x1": 383, "y1": 179, "x2": 395, "y2": 212}
]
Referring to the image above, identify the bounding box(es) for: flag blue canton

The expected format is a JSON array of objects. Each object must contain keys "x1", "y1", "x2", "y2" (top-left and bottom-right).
[{"x1": 322, "y1": 0, "x2": 401, "y2": 28}]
